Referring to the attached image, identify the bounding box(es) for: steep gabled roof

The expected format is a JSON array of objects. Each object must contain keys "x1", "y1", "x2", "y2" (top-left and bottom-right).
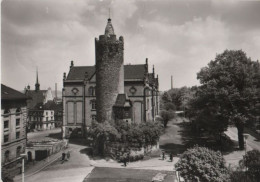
[
  {"x1": 124, "y1": 64, "x2": 146, "y2": 80},
  {"x1": 65, "y1": 64, "x2": 146, "y2": 81},
  {"x1": 1, "y1": 84, "x2": 28, "y2": 100},
  {"x1": 114, "y1": 94, "x2": 131, "y2": 107},
  {"x1": 25, "y1": 90, "x2": 47, "y2": 109},
  {"x1": 66, "y1": 66, "x2": 95, "y2": 81}
]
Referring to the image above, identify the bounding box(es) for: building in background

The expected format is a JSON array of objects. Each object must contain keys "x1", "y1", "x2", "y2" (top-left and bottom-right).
[
  {"x1": 1, "y1": 84, "x2": 28, "y2": 173},
  {"x1": 62, "y1": 18, "x2": 160, "y2": 138},
  {"x1": 24, "y1": 69, "x2": 54, "y2": 109}
]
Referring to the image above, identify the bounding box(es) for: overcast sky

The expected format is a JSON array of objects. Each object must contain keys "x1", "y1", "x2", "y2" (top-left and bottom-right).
[{"x1": 2, "y1": 0, "x2": 260, "y2": 91}]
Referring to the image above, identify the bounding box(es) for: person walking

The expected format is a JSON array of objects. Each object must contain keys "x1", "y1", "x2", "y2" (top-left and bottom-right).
[
  {"x1": 62, "y1": 152, "x2": 66, "y2": 161},
  {"x1": 169, "y1": 153, "x2": 173, "y2": 162},
  {"x1": 123, "y1": 153, "x2": 127, "y2": 167},
  {"x1": 162, "y1": 151, "x2": 165, "y2": 160}
]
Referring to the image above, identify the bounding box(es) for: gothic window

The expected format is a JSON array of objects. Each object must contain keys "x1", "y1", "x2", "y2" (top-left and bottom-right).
[
  {"x1": 16, "y1": 146, "x2": 22, "y2": 157},
  {"x1": 91, "y1": 100, "x2": 96, "y2": 110}
]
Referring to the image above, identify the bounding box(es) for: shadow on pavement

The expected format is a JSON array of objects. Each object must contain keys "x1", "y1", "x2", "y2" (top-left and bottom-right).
[{"x1": 160, "y1": 120, "x2": 239, "y2": 156}]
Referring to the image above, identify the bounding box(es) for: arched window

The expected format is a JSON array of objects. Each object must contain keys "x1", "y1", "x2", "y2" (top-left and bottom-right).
[
  {"x1": 5, "y1": 150, "x2": 10, "y2": 162},
  {"x1": 16, "y1": 146, "x2": 22, "y2": 157}
]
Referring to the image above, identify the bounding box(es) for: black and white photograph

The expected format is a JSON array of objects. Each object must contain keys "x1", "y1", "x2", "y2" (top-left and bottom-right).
[{"x1": 1, "y1": 0, "x2": 260, "y2": 181}]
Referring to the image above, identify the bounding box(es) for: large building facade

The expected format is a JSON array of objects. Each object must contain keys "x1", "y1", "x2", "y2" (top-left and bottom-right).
[
  {"x1": 63, "y1": 18, "x2": 159, "y2": 138},
  {"x1": 1, "y1": 84, "x2": 27, "y2": 171}
]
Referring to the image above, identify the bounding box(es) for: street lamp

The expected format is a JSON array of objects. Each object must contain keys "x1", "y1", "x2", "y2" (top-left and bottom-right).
[{"x1": 20, "y1": 153, "x2": 27, "y2": 182}]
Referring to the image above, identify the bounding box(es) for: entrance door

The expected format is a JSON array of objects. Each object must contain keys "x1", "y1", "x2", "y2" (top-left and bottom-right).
[
  {"x1": 27, "y1": 151, "x2": 32, "y2": 162},
  {"x1": 35, "y1": 150, "x2": 48, "y2": 161}
]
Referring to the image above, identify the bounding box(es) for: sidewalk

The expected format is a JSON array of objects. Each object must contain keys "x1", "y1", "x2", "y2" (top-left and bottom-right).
[
  {"x1": 90, "y1": 156, "x2": 179, "y2": 171},
  {"x1": 14, "y1": 148, "x2": 71, "y2": 181}
]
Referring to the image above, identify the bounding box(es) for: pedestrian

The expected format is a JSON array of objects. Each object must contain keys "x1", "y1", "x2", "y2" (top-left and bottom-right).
[
  {"x1": 123, "y1": 153, "x2": 127, "y2": 167},
  {"x1": 67, "y1": 151, "x2": 70, "y2": 161},
  {"x1": 62, "y1": 152, "x2": 66, "y2": 161},
  {"x1": 170, "y1": 153, "x2": 173, "y2": 162},
  {"x1": 162, "y1": 151, "x2": 165, "y2": 160}
]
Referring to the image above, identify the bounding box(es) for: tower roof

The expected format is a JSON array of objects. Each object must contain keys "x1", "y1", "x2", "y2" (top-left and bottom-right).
[
  {"x1": 35, "y1": 67, "x2": 40, "y2": 91},
  {"x1": 104, "y1": 18, "x2": 115, "y2": 37}
]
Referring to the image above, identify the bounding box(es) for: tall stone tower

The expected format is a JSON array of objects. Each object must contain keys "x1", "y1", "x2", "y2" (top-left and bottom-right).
[{"x1": 95, "y1": 18, "x2": 124, "y2": 123}]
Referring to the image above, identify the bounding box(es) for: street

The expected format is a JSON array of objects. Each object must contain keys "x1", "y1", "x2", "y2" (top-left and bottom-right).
[{"x1": 27, "y1": 128, "x2": 62, "y2": 142}]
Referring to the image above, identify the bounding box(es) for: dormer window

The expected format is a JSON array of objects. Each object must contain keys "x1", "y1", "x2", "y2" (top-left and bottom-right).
[
  {"x1": 16, "y1": 108, "x2": 21, "y2": 116},
  {"x1": 4, "y1": 109, "x2": 10, "y2": 118}
]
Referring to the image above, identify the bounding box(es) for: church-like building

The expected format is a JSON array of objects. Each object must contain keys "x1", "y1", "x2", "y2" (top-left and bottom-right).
[{"x1": 62, "y1": 18, "x2": 160, "y2": 138}]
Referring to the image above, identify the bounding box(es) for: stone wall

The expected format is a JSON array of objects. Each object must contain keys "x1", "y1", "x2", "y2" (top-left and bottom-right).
[{"x1": 95, "y1": 35, "x2": 124, "y2": 123}]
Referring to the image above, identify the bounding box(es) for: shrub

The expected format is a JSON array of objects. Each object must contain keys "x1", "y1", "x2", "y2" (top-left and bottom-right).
[{"x1": 175, "y1": 146, "x2": 229, "y2": 182}]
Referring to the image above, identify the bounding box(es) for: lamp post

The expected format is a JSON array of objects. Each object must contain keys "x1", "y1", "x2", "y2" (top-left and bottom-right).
[{"x1": 20, "y1": 153, "x2": 27, "y2": 182}]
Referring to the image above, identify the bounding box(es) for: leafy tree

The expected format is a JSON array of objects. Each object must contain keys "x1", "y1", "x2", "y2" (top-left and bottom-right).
[
  {"x1": 160, "y1": 110, "x2": 175, "y2": 128},
  {"x1": 196, "y1": 50, "x2": 260, "y2": 149},
  {"x1": 240, "y1": 149, "x2": 260, "y2": 181},
  {"x1": 175, "y1": 146, "x2": 230, "y2": 182},
  {"x1": 89, "y1": 120, "x2": 120, "y2": 155}
]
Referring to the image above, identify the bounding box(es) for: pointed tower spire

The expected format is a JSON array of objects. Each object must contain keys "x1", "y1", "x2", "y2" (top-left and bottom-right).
[
  {"x1": 35, "y1": 67, "x2": 40, "y2": 91},
  {"x1": 104, "y1": 10, "x2": 115, "y2": 37}
]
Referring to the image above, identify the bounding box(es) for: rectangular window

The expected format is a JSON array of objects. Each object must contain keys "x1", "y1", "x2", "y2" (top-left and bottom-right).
[
  {"x1": 16, "y1": 119, "x2": 20, "y2": 126},
  {"x1": 46, "y1": 117, "x2": 48, "y2": 121},
  {"x1": 16, "y1": 132, "x2": 20, "y2": 139},
  {"x1": 4, "y1": 120, "x2": 9, "y2": 129},
  {"x1": 91, "y1": 100, "x2": 96, "y2": 110},
  {"x1": 46, "y1": 112, "x2": 48, "y2": 115},
  {"x1": 4, "y1": 134, "x2": 9, "y2": 143}
]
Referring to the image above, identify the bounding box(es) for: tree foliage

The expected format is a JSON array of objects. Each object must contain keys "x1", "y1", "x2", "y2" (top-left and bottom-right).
[
  {"x1": 175, "y1": 146, "x2": 230, "y2": 182},
  {"x1": 89, "y1": 120, "x2": 163, "y2": 155},
  {"x1": 240, "y1": 149, "x2": 260, "y2": 180},
  {"x1": 194, "y1": 50, "x2": 260, "y2": 149}
]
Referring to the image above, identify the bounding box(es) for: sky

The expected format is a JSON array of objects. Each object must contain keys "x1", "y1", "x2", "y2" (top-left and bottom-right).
[{"x1": 1, "y1": 0, "x2": 260, "y2": 91}]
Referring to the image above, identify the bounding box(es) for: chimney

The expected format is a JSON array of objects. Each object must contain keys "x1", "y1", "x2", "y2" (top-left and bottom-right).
[{"x1": 55, "y1": 83, "x2": 57, "y2": 99}]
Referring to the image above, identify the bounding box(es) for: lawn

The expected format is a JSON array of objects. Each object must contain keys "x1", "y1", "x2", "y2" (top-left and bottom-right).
[{"x1": 83, "y1": 167, "x2": 177, "y2": 182}]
